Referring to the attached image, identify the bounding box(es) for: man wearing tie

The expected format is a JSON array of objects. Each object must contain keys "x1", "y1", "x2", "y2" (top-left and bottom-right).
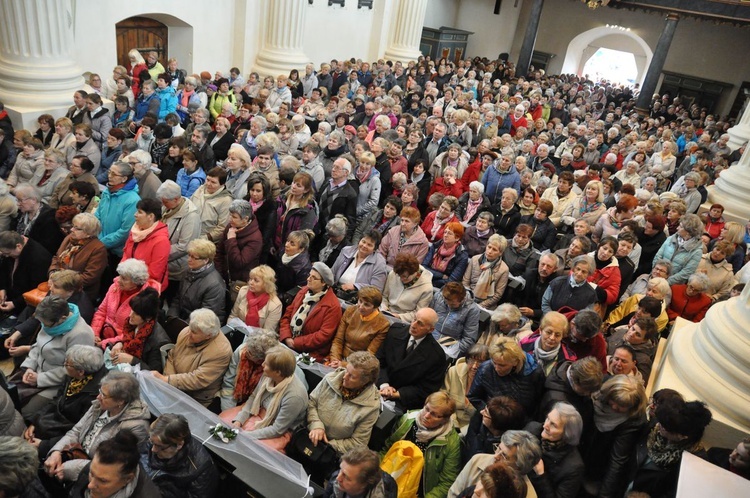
[{"x1": 376, "y1": 308, "x2": 448, "y2": 412}]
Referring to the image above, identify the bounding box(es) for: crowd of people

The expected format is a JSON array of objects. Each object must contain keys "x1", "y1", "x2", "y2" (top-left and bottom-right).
[{"x1": 0, "y1": 47, "x2": 749, "y2": 498}]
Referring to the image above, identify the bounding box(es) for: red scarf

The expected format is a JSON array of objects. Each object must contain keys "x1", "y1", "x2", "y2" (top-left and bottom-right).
[
  {"x1": 431, "y1": 242, "x2": 458, "y2": 273},
  {"x1": 233, "y1": 354, "x2": 264, "y2": 402},
  {"x1": 121, "y1": 319, "x2": 156, "y2": 359},
  {"x1": 244, "y1": 291, "x2": 270, "y2": 327}
]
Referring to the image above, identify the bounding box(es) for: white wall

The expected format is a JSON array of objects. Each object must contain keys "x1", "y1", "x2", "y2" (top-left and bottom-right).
[
  {"x1": 303, "y1": 0, "x2": 379, "y2": 64},
  {"x1": 423, "y1": 0, "x2": 459, "y2": 29},
  {"x1": 455, "y1": 0, "x2": 521, "y2": 58}
]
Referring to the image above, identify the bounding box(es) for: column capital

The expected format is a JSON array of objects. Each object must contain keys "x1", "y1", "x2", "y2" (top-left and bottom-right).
[{"x1": 666, "y1": 12, "x2": 680, "y2": 22}]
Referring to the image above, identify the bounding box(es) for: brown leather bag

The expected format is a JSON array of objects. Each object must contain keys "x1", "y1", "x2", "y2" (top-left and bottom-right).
[{"x1": 22, "y1": 282, "x2": 50, "y2": 307}]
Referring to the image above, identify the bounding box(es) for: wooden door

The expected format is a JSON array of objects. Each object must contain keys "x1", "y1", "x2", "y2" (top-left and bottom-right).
[{"x1": 115, "y1": 17, "x2": 168, "y2": 69}]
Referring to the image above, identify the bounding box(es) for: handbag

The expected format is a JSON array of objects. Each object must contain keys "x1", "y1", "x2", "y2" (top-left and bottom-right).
[
  {"x1": 229, "y1": 280, "x2": 247, "y2": 305},
  {"x1": 289, "y1": 427, "x2": 338, "y2": 465},
  {"x1": 334, "y1": 286, "x2": 358, "y2": 304},
  {"x1": 23, "y1": 282, "x2": 50, "y2": 307},
  {"x1": 60, "y1": 442, "x2": 89, "y2": 462}
]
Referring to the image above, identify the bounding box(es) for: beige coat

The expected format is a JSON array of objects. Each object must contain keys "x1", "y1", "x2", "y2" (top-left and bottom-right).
[
  {"x1": 381, "y1": 266, "x2": 434, "y2": 322},
  {"x1": 697, "y1": 253, "x2": 736, "y2": 302},
  {"x1": 164, "y1": 327, "x2": 233, "y2": 406},
  {"x1": 443, "y1": 358, "x2": 476, "y2": 428},
  {"x1": 228, "y1": 286, "x2": 283, "y2": 333},
  {"x1": 307, "y1": 369, "x2": 380, "y2": 454},
  {"x1": 462, "y1": 254, "x2": 509, "y2": 310},
  {"x1": 190, "y1": 185, "x2": 233, "y2": 242}
]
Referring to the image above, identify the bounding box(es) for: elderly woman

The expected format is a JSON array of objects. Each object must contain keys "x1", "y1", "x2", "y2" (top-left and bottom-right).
[
  {"x1": 431, "y1": 283, "x2": 481, "y2": 360},
  {"x1": 331, "y1": 230, "x2": 389, "y2": 297},
  {"x1": 421, "y1": 195, "x2": 460, "y2": 243},
  {"x1": 44, "y1": 371, "x2": 150, "y2": 483},
  {"x1": 667, "y1": 273, "x2": 712, "y2": 323},
  {"x1": 32, "y1": 148, "x2": 69, "y2": 205},
  {"x1": 654, "y1": 213, "x2": 704, "y2": 285},
  {"x1": 379, "y1": 206, "x2": 430, "y2": 269},
  {"x1": 7, "y1": 137, "x2": 44, "y2": 190},
  {"x1": 456, "y1": 181, "x2": 491, "y2": 226},
  {"x1": 121, "y1": 198, "x2": 171, "y2": 290},
  {"x1": 93, "y1": 259, "x2": 160, "y2": 348},
  {"x1": 275, "y1": 229, "x2": 313, "y2": 303},
  {"x1": 50, "y1": 155, "x2": 100, "y2": 209},
  {"x1": 279, "y1": 262, "x2": 343, "y2": 362},
  {"x1": 462, "y1": 211, "x2": 495, "y2": 258},
  {"x1": 430, "y1": 143, "x2": 469, "y2": 181},
  {"x1": 527, "y1": 402, "x2": 586, "y2": 498},
  {"x1": 463, "y1": 234, "x2": 509, "y2": 310},
  {"x1": 24, "y1": 345, "x2": 105, "y2": 454},
  {"x1": 221, "y1": 144, "x2": 251, "y2": 199},
  {"x1": 502, "y1": 224, "x2": 538, "y2": 277},
  {"x1": 592, "y1": 194, "x2": 638, "y2": 243},
  {"x1": 328, "y1": 287, "x2": 390, "y2": 368},
  {"x1": 697, "y1": 240, "x2": 736, "y2": 302},
  {"x1": 49, "y1": 117, "x2": 76, "y2": 158},
  {"x1": 353, "y1": 195, "x2": 402, "y2": 245},
  {"x1": 208, "y1": 116, "x2": 234, "y2": 162},
  {"x1": 381, "y1": 253, "x2": 434, "y2": 322},
  {"x1": 141, "y1": 413, "x2": 219, "y2": 498},
  {"x1": 517, "y1": 186, "x2": 538, "y2": 217},
  {"x1": 629, "y1": 398, "x2": 712, "y2": 498},
  {"x1": 228, "y1": 265, "x2": 283, "y2": 333},
  {"x1": 607, "y1": 276, "x2": 671, "y2": 329},
  {"x1": 316, "y1": 215, "x2": 349, "y2": 269},
  {"x1": 422, "y1": 221, "x2": 469, "y2": 288},
  {"x1": 167, "y1": 238, "x2": 225, "y2": 323},
  {"x1": 580, "y1": 375, "x2": 647, "y2": 498},
  {"x1": 462, "y1": 394, "x2": 527, "y2": 463},
  {"x1": 308, "y1": 351, "x2": 381, "y2": 456},
  {"x1": 468, "y1": 336, "x2": 544, "y2": 415},
  {"x1": 224, "y1": 346, "x2": 308, "y2": 448},
  {"x1": 429, "y1": 164, "x2": 464, "y2": 200},
  {"x1": 519, "y1": 198, "x2": 557, "y2": 252},
  {"x1": 520, "y1": 311, "x2": 577, "y2": 377},
  {"x1": 219, "y1": 330, "x2": 279, "y2": 412},
  {"x1": 107, "y1": 287, "x2": 170, "y2": 374},
  {"x1": 443, "y1": 344, "x2": 490, "y2": 428},
  {"x1": 67, "y1": 124, "x2": 101, "y2": 171},
  {"x1": 48, "y1": 212, "x2": 108, "y2": 301},
  {"x1": 15, "y1": 295, "x2": 94, "y2": 419},
  {"x1": 191, "y1": 167, "x2": 234, "y2": 242},
  {"x1": 154, "y1": 309, "x2": 232, "y2": 407},
  {"x1": 561, "y1": 180, "x2": 607, "y2": 228},
  {"x1": 214, "y1": 199, "x2": 262, "y2": 288},
  {"x1": 380, "y1": 391, "x2": 461, "y2": 498}
]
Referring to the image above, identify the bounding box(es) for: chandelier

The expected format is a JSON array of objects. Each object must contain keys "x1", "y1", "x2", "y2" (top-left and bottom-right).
[{"x1": 582, "y1": 0, "x2": 611, "y2": 9}]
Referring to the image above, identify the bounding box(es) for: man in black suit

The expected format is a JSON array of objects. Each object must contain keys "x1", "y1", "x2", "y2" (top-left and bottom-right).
[
  {"x1": 376, "y1": 307, "x2": 447, "y2": 412},
  {"x1": 316, "y1": 156, "x2": 358, "y2": 242},
  {"x1": 0, "y1": 231, "x2": 52, "y2": 315}
]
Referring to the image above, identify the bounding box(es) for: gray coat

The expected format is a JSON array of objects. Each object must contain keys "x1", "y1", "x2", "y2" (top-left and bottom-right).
[
  {"x1": 430, "y1": 291, "x2": 481, "y2": 357},
  {"x1": 51, "y1": 398, "x2": 151, "y2": 481},
  {"x1": 21, "y1": 315, "x2": 95, "y2": 398},
  {"x1": 331, "y1": 245, "x2": 389, "y2": 291},
  {"x1": 354, "y1": 169, "x2": 381, "y2": 220},
  {"x1": 168, "y1": 264, "x2": 226, "y2": 322},
  {"x1": 164, "y1": 198, "x2": 202, "y2": 281}
]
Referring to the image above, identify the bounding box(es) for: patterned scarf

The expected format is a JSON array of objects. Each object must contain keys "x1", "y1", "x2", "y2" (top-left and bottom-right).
[
  {"x1": 463, "y1": 198, "x2": 482, "y2": 223},
  {"x1": 579, "y1": 198, "x2": 603, "y2": 216},
  {"x1": 66, "y1": 374, "x2": 95, "y2": 397},
  {"x1": 430, "y1": 242, "x2": 458, "y2": 273},
  {"x1": 57, "y1": 238, "x2": 86, "y2": 268},
  {"x1": 340, "y1": 384, "x2": 367, "y2": 401},
  {"x1": 647, "y1": 424, "x2": 704, "y2": 468},
  {"x1": 430, "y1": 214, "x2": 450, "y2": 240},
  {"x1": 290, "y1": 289, "x2": 326, "y2": 337},
  {"x1": 233, "y1": 352, "x2": 264, "y2": 403},
  {"x1": 244, "y1": 291, "x2": 270, "y2": 327},
  {"x1": 474, "y1": 255, "x2": 499, "y2": 299},
  {"x1": 356, "y1": 166, "x2": 373, "y2": 184},
  {"x1": 121, "y1": 319, "x2": 156, "y2": 359},
  {"x1": 541, "y1": 438, "x2": 567, "y2": 454}
]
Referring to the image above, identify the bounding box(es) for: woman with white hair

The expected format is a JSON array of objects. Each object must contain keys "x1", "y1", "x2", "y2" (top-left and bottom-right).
[
  {"x1": 463, "y1": 234, "x2": 510, "y2": 310},
  {"x1": 214, "y1": 199, "x2": 262, "y2": 292},
  {"x1": 653, "y1": 213, "x2": 704, "y2": 285},
  {"x1": 92, "y1": 259, "x2": 160, "y2": 348},
  {"x1": 154, "y1": 309, "x2": 232, "y2": 407},
  {"x1": 527, "y1": 402, "x2": 586, "y2": 498},
  {"x1": 456, "y1": 181, "x2": 491, "y2": 225},
  {"x1": 157, "y1": 180, "x2": 201, "y2": 296}
]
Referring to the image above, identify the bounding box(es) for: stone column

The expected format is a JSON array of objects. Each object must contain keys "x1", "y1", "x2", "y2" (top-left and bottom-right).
[
  {"x1": 383, "y1": 0, "x2": 429, "y2": 63},
  {"x1": 0, "y1": 0, "x2": 84, "y2": 127},
  {"x1": 650, "y1": 286, "x2": 750, "y2": 447},
  {"x1": 253, "y1": 0, "x2": 310, "y2": 76},
  {"x1": 726, "y1": 94, "x2": 750, "y2": 152},
  {"x1": 635, "y1": 12, "x2": 679, "y2": 115},
  {"x1": 516, "y1": 0, "x2": 545, "y2": 78}
]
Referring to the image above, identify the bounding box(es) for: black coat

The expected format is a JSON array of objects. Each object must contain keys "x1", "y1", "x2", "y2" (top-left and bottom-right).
[
  {"x1": 376, "y1": 323, "x2": 448, "y2": 411},
  {"x1": 636, "y1": 230, "x2": 667, "y2": 277},
  {"x1": 0, "y1": 237, "x2": 52, "y2": 312},
  {"x1": 527, "y1": 421, "x2": 585, "y2": 498},
  {"x1": 520, "y1": 214, "x2": 558, "y2": 252},
  {"x1": 539, "y1": 362, "x2": 594, "y2": 427},
  {"x1": 69, "y1": 463, "x2": 162, "y2": 498},
  {"x1": 251, "y1": 197, "x2": 277, "y2": 264},
  {"x1": 493, "y1": 204, "x2": 522, "y2": 239},
  {"x1": 140, "y1": 437, "x2": 219, "y2": 498},
  {"x1": 411, "y1": 171, "x2": 432, "y2": 216},
  {"x1": 316, "y1": 181, "x2": 358, "y2": 242},
  {"x1": 208, "y1": 131, "x2": 235, "y2": 162},
  {"x1": 374, "y1": 153, "x2": 392, "y2": 206},
  {"x1": 515, "y1": 267, "x2": 555, "y2": 322},
  {"x1": 11, "y1": 204, "x2": 65, "y2": 257},
  {"x1": 130, "y1": 322, "x2": 171, "y2": 373},
  {"x1": 455, "y1": 193, "x2": 491, "y2": 225},
  {"x1": 274, "y1": 250, "x2": 312, "y2": 297}
]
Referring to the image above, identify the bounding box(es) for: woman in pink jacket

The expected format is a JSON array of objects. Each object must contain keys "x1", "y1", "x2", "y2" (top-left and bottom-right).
[{"x1": 121, "y1": 198, "x2": 171, "y2": 290}]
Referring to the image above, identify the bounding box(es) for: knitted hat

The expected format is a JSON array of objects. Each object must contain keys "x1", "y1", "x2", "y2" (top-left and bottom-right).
[
  {"x1": 311, "y1": 262, "x2": 334, "y2": 287},
  {"x1": 344, "y1": 125, "x2": 357, "y2": 136},
  {"x1": 291, "y1": 114, "x2": 305, "y2": 127}
]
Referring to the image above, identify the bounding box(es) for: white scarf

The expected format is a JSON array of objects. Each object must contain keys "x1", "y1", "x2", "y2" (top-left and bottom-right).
[
  {"x1": 247, "y1": 374, "x2": 295, "y2": 430},
  {"x1": 290, "y1": 289, "x2": 326, "y2": 337},
  {"x1": 414, "y1": 408, "x2": 454, "y2": 443}
]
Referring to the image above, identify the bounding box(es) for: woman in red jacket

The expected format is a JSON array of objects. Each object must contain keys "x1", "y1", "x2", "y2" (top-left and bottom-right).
[
  {"x1": 279, "y1": 262, "x2": 342, "y2": 362},
  {"x1": 667, "y1": 273, "x2": 712, "y2": 323},
  {"x1": 588, "y1": 236, "x2": 622, "y2": 306},
  {"x1": 121, "y1": 198, "x2": 171, "y2": 290}
]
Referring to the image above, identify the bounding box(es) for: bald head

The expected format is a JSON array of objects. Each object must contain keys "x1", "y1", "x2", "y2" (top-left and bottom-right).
[{"x1": 410, "y1": 308, "x2": 438, "y2": 338}]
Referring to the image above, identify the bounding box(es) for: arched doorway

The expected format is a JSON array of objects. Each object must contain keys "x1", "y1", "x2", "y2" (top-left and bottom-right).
[
  {"x1": 116, "y1": 17, "x2": 168, "y2": 69},
  {"x1": 582, "y1": 48, "x2": 638, "y2": 85},
  {"x1": 560, "y1": 27, "x2": 653, "y2": 85}
]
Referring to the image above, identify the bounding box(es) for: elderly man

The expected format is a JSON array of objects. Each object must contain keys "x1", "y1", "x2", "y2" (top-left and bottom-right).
[
  {"x1": 126, "y1": 149, "x2": 161, "y2": 200},
  {"x1": 516, "y1": 253, "x2": 561, "y2": 324},
  {"x1": 154, "y1": 308, "x2": 232, "y2": 407},
  {"x1": 189, "y1": 124, "x2": 215, "y2": 171},
  {"x1": 324, "y1": 447, "x2": 397, "y2": 497},
  {"x1": 157, "y1": 180, "x2": 201, "y2": 301},
  {"x1": 0, "y1": 231, "x2": 51, "y2": 315},
  {"x1": 376, "y1": 307, "x2": 447, "y2": 411}
]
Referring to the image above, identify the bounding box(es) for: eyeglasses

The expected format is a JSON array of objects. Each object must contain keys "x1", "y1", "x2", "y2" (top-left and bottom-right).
[
  {"x1": 70, "y1": 226, "x2": 85, "y2": 231},
  {"x1": 307, "y1": 274, "x2": 322, "y2": 281},
  {"x1": 98, "y1": 389, "x2": 112, "y2": 399}
]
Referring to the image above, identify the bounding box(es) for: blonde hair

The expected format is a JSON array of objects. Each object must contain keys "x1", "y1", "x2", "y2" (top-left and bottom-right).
[
  {"x1": 424, "y1": 391, "x2": 457, "y2": 418},
  {"x1": 597, "y1": 374, "x2": 647, "y2": 418},
  {"x1": 187, "y1": 239, "x2": 216, "y2": 260},
  {"x1": 489, "y1": 337, "x2": 526, "y2": 374},
  {"x1": 248, "y1": 265, "x2": 277, "y2": 297}
]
